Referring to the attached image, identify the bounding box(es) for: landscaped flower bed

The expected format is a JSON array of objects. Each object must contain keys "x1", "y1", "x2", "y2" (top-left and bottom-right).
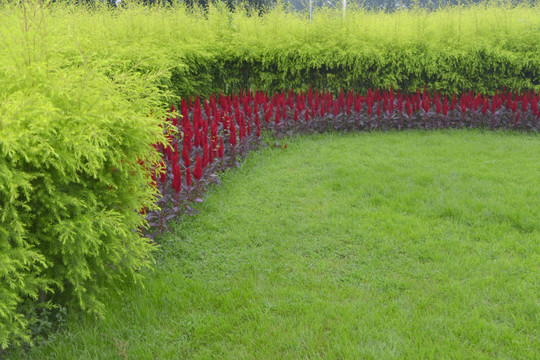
[{"x1": 148, "y1": 87, "x2": 540, "y2": 235}]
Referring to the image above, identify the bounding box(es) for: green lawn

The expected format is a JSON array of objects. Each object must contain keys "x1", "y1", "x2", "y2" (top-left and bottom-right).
[{"x1": 10, "y1": 131, "x2": 540, "y2": 359}]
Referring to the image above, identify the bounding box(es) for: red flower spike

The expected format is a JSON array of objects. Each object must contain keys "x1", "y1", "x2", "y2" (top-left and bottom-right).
[
  {"x1": 274, "y1": 105, "x2": 281, "y2": 125},
  {"x1": 481, "y1": 98, "x2": 489, "y2": 115},
  {"x1": 460, "y1": 93, "x2": 468, "y2": 114},
  {"x1": 422, "y1": 92, "x2": 430, "y2": 113},
  {"x1": 229, "y1": 119, "x2": 237, "y2": 147},
  {"x1": 405, "y1": 99, "x2": 412, "y2": 117},
  {"x1": 521, "y1": 95, "x2": 529, "y2": 112},
  {"x1": 172, "y1": 163, "x2": 182, "y2": 193},
  {"x1": 218, "y1": 137, "x2": 224, "y2": 158},
  {"x1": 182, "y1": 141, "x2": 191, "y2": 168},
  {"x1": 193, "y1": 155, "x2": 203, "y2": 181},
  {"x1": 491, "y1": 95, "x2": 497, "y2": 115}
]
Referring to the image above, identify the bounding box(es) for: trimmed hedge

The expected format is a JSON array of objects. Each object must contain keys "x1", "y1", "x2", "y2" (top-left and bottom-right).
[
  {"x1": 176, "y1": 45, "x2": 540, "y2": 98},
  {"x1": 154, "y1": 3, "x2": 540, "y2": 97},
  {"x1": 4, "y1": 2, "x2": 535, "y2": 100}
]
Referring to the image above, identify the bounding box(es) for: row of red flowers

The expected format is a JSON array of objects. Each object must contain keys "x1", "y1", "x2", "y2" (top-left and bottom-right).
[{"x1": 144, "y1": 87, "x2": 540, "y2": 236}]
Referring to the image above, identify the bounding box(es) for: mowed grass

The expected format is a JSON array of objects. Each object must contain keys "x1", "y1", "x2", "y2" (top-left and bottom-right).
[{"x1": 10, "y1": 131, "x2": 540, "y2": 359}]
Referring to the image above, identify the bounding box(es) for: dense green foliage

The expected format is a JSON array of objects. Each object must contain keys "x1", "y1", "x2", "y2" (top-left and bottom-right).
[
  {"x1": 6, "y1": 131, "x2": 540, "y2": 359},
  {"x1": 11, "y1": 1, "x2": 536, "y2": 98},
  {"x1": 0, "y1": 0, "x2": 167, "y2": 349},
  {"x1": 175, "y1": 2, "x2": 540, "y2": 96}
]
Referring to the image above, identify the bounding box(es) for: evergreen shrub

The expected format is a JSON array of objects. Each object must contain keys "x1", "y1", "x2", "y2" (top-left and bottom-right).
[{"x1": 0, "y1": 1, "x2": 167, "y2": 348}]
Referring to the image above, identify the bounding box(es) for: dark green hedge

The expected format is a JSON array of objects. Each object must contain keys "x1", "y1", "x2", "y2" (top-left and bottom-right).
[{"x1": 169, "y1": 45, "x2": 539, "y2": 98}]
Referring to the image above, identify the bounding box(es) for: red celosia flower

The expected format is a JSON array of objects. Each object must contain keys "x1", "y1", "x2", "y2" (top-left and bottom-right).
[
  {"x1": 435, "y1": 95, "x2": 441, "y2": 114},
  {"x1": 460, "y1": 93, "x2": 468, "y2": 114},
  {"x1": 491, "y1": 95, "x2": 497, "y2": 115},
  {"x1": 172, "y1": 163, "x2": 182, "y2": 193},
  {"x1": 405, "y1": 99, "x2": 412, "y2": 117},
  {"x1": 193, "y1": 154, "x2": 203, "y2": 181},
  {"x1": 275, "y1": 105, "x2": 281, "y2": 125},
  {"x1": 422, "y1": 92, "x2": 430, "y2": 113},
  {"x1": 229, "y1": 121, "x2": 237, "y2": 147},
  {"x1": 218, "y1": 137, "x2": 224, "y2": 158},
  {"x1": 265, "y1": 105, "x2": 273, "y2": 123},
  {"x1": 182, "y1": 141, "x2": 191, "y2": 168}
]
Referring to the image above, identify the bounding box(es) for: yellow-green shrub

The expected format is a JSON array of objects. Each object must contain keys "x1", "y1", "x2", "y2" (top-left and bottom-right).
[
  {"x1": 51, "y1": 1, "x2": 536, "y2": 97},
  {"x1": 0, "y1": 1, "x2": 167, "y2": 348}
]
